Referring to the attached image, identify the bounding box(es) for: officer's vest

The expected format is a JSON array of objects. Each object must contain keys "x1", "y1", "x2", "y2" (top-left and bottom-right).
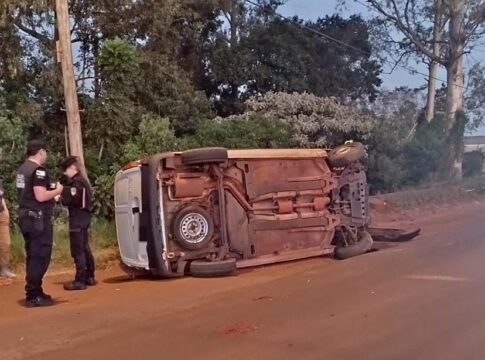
[{"x1": 16, "y1": 160, "x2": 52, "y2": 213}]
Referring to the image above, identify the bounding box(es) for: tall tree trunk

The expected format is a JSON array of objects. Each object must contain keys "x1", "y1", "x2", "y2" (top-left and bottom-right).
[
  {"x1": 229, "y1": 0, "x2": 239, "y2": 100},
  {"x1": 442, "y1": 0, "x2": 465, "y2": 180},
  {"x1": 93, "y1": 38, "x2": 101, "y2": 99},
  {"x1": 426, "y1": 61, "x2": 439, "y2": 122},
  {"x1": 425, "y1": 0, "x2": 444, "y2": 123}
]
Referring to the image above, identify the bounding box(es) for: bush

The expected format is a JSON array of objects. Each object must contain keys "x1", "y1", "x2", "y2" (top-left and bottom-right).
[
  {"x1": 0, "y1": 108, "x2": 28, "y2": 211},
  {"x1": 403, "y1": 117, "x2": 447, "y2": 185},
  {"x1": 463, "y1": 151, "x2": 484, "y2": 177},
  {"x1": 188, "y1": 114, "x2": 296, "y2": 149},
  {"x1": 245, "y1": 92, "x2": 375, "y2": 147},
  {"x1": 121, "y1": 113, "x2": 184, "y2": 164}
]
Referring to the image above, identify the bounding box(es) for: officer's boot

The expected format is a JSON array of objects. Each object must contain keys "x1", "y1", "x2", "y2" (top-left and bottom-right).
[{"x1": 63, "y1": 281, "x2": 87, "y2": 291}]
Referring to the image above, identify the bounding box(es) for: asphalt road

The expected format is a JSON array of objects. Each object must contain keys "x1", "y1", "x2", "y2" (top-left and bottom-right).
[{"x1": 1, "y1": 201, "x2": 485, "y2": 360}]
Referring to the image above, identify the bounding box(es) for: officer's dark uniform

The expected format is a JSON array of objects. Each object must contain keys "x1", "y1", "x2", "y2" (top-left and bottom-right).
[
  {"x1": 16, "y1": 160, "x2": 54, "y2": 300},
  {"x1": 61, "y1": 167, "x2": 95, "y2": 285}
]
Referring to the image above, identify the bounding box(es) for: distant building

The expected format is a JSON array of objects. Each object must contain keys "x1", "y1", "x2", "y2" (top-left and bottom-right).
[
  {"x1": 464, "y1": 136, "x2": 485, "y2": 152},
  {"x1": 464, "y1": 136, "x2": 485, "y2": 173}
]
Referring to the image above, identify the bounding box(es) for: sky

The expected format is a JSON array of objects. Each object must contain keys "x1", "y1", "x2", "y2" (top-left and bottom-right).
[{"x1": 279, "y1": 0, "x2": 485, "y2": 135}]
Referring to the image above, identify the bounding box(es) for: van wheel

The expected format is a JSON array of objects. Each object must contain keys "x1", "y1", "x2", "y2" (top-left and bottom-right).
[
  {"x1": 181, "y1": 147, "x2": 228, "y2": 166},
  {"x1": 335, "y1": 230, "x2": 373, "y2": 260},
  {"x1": 173, "y1": 206, "x2": 214, "y2": 250},
  {"x1": 328, "y1": 142, "x2": 365, "y2": 167},
  {"x1": 189, "y1": 258, "x2": 237, "y2": 277}
]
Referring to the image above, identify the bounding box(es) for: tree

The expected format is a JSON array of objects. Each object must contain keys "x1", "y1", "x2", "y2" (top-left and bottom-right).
[
  {"x1": 348, "y1": 0, "x2": 485, "y2": 179},
  {"x1": 245, "y1": 91, "x2": 375, "y2": 147},
  {"x1": 206, "y1": 5, "x2": 382, "y2": 115},
  {"x1": 202, "y1": 0, "x2": 285, "y2": 115},
  {"x1": 465, "y1": 63, "x2": 485, "y2": 131},
  {"x1": 425, "y1": 0, "x2": 445, "y2": 123},
  {"x1": 0, "y1": 98, "x2": 28, "y2": 209},
  {"x1": 244, "y1": 15, "x2": 382, "y2": 101},
  {"x1": 188, "y1": 113, "x2": 295, "y2": 149}
]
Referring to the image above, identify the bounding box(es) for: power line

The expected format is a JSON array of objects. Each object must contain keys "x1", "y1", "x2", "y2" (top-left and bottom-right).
[
  {"x1": 353, "y1": 0, "x2": 485, "y2": 56},
  {"x1": 243, "y1": 0, "x2": 466, "y2": 89}
]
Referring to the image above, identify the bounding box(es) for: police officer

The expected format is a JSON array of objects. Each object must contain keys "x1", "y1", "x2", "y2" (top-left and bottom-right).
[
  {"x1": 0, "y1": 176, "x2": 16, "y2": 278},
  {"x1": 60, "y1": 156, "x2": 95, "y2": 291},
  {"x1": 17, "y1": 140, "x2": 63, "y2": 307}
]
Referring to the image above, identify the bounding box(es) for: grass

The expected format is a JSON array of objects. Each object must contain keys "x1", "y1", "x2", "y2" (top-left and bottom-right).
[
  {"x1": 10, "y1": 219, "x2": 119, "y2": 272},
  {"x1": 377, "y1": 175, "x2": 485, "y2": 209}
]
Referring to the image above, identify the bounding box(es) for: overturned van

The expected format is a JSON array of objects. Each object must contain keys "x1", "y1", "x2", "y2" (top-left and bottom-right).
[{"x1": 114, "y1": 143, "x2": 372, "y2": 277}]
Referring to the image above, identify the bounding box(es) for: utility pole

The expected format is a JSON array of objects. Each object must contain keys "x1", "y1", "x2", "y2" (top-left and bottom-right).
[{"x1": 55, "y1": 0, "x2": 85, "y2": 167}]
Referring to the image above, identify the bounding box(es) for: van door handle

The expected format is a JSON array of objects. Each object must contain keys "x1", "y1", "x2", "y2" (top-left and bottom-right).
[{"x1": 132, "y1": 207, "x2": 140, "y2": 214}]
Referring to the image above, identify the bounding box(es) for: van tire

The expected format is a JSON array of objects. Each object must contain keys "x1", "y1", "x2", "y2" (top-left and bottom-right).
[
  {"x1": 189, "y1": 258, "x2": 237, "y2": 277},
  {"x1": 335, "y1": 230, "x2": 373, "y2": 260},
  {"x1": 173, "y1": 206, "x2": 214, "y2": 250},
  {"x1": 328, "y1": 142, "x2": 365, "y2": 167},
  {"x1": 181, "y1": 147, "x2": 228, "y2": 165}
]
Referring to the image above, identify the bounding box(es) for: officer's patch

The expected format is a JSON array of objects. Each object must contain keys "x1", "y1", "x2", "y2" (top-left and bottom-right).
[
  {"x1": 16, "y1": 174, "x2": 25, "y2": 189},
  {"x1": 35, "y1": 169, "x2": 46, "y2": 178},
  {"x1": 71, "y1": 187, "x2": 77, "y2": 196}
]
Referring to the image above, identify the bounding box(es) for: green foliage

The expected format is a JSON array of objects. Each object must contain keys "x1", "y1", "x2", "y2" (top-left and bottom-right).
[
  {"x1": 403, "y1": 117, "x2": 447, "y2": 185},
  {"x1": 188, "y1": 114, "x2": 295, "y2": 149},
  {"x1": 122, "y1": 113, "x2": 183, "y2": 164},
  {"x1": 465, "y1": 63, "x2": 485, "y2": 130},
  {"x1": 10, "y1": 219, "x2": 118, "y2": 270},
  {"x1": 92, "y1": 173, "x2": 115, "y2": 220},
  {"x1": 245, "y1": 92, "x2": 375, "y2": 147},
  {"x1": 0, "y1": 102, "x2": 27, "y2": 209},
  {"x1": 463, "y1": 151, "x2": 484, "y2": 178},
  {"x1": 366, "y1": 125, "x2": 407, "y2": 193},
  {"x1": 207, "y1": 12, "x2": 382, "y2": 115},
  {"x1": 0, "y1": 0, "x2": 472, "y2": 219},
  {"x1": 98, "y1": 37, "x2": 139, "y2": 84},
  {"x1": 365, "y1": 97, "x2": 418, "y2": 192}
]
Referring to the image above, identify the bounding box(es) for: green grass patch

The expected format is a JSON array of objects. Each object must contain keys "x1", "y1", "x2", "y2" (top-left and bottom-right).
[
  {"x1": 10, "y1": 219, "x2": 119, "y2": 271},
  {"x1": 378, "y1": 176, "x2": 485, "y2": 209}
]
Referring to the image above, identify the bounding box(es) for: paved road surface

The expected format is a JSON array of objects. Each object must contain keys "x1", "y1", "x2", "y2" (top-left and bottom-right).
[{"x1": 1, "y1": 201, "x2": 485, "y2": 360}]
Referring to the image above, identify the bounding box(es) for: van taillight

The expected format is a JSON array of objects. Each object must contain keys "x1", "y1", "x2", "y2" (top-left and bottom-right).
[{"x1": 121, "y1": 160, "x2": 141, "y2": 171}]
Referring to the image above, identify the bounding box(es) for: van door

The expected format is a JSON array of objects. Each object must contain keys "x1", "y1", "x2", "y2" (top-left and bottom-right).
[{"x1": 114, "y1": 167, "x2": 149, "y2": 269}]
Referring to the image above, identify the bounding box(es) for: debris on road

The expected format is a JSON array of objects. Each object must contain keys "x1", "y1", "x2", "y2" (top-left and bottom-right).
[
  {"x1": 216, "y1": 323, "x2": 260, "y2": 336},
  {"x1": 368, "y1": 227, "x2": 421, "y2": 242}
]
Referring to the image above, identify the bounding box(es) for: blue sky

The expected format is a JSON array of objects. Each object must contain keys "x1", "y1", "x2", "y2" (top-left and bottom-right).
[{"x1": 280, "y1": 0, "x2": 485, "y2": 134}]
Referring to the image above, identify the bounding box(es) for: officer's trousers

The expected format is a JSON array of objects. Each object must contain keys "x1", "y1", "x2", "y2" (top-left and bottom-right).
[
  {"x1": 20, "y1": 217, "x2": 53, "y2": 299},
  {"x1": 69, "y1": 228, "x2": 95, "y2": 283}
]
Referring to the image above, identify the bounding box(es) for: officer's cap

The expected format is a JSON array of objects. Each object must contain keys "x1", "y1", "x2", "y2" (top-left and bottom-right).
[
  {"x1": 26, "y1": 140, "x2": 48, "y2": 156},
  {"x1": 60, "y1": 156, "x2": 80, "y2": 171}
]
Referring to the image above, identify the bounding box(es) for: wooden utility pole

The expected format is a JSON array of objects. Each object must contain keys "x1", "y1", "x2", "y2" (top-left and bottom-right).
[{"x1": 55, "y1": 0, "x2": 85, "y2": 166}]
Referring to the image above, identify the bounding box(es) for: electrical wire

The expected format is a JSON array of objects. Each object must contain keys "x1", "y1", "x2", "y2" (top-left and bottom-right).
[{"x1": 244, "y1": 0, "x2": 468, "y2": 89}]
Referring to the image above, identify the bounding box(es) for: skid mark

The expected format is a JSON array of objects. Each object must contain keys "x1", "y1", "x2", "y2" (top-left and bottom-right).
[{"x1": 405, "y1": 275, "x2": 473, "y2": 282}]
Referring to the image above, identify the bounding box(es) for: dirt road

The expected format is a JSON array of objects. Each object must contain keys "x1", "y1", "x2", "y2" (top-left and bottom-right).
[{"x1": 2, "y1": 201, "x2": 485, "y2": 360}]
